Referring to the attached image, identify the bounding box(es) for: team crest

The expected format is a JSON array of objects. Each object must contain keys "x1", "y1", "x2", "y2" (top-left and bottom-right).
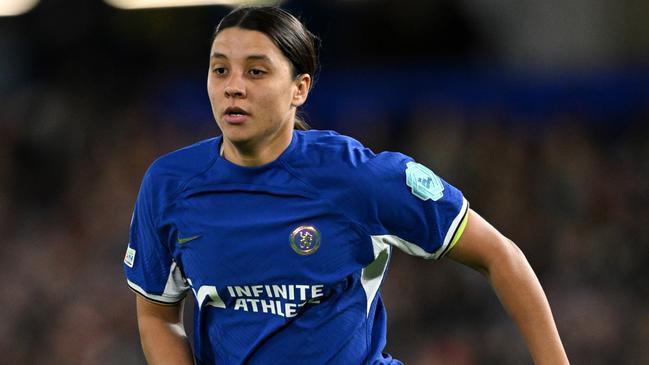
[
  {"x1": 290, "y1": 225, "x2": 321, "y2": 256},
  {"x1": 405, "y1": 161, "x2": 444, "y2": 201}
]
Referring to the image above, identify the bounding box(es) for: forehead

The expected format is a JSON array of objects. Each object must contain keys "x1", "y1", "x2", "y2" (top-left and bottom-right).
[{"x1": 211, "y1": 27, "x2": 285, "y2": 62}]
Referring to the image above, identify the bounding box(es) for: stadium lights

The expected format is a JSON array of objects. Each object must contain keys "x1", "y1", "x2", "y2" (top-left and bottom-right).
[
  {"x1": 104, "y1": 0, "x2": 283, "y2": 10},
  {"x1": 0, "y1": 0, "x2": 39, "y2": 16}
]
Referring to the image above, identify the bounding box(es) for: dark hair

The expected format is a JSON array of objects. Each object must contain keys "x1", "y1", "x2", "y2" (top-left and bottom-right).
[{"x1": 213, "y1": 6, "x2": 319, "y2": 130}]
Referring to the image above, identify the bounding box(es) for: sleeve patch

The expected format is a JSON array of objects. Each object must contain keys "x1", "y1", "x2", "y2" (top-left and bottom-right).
[
  {"x1": 405, "y1": 161, "x2": 444, "y2": 201},
  {"x1": 124, "y1": 246, "x2": 136, "y2": 268}
]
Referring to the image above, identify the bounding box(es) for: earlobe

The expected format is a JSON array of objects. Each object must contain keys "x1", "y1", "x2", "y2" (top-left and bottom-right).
[{"x1": 291, "y1": 74, "x2": 311, "y2": 107}]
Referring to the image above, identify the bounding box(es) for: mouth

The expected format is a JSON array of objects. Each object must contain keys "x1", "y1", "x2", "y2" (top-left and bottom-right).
[
  {"x1": 224, "y1": 106, "x2": 250, "y2": 117},
  {"x1": 222, "y1": 106, "x2": 250, "y2": 124}
]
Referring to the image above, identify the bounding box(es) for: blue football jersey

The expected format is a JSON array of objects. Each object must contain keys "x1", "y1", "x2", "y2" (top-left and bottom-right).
[{"x1": 124, "y1": 130, "x2": 469, "y2": 365}]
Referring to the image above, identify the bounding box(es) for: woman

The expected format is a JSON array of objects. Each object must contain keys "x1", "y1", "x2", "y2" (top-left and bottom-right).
[{"x1": 124, "y1": 6, "x2": 569, "y2": 365}]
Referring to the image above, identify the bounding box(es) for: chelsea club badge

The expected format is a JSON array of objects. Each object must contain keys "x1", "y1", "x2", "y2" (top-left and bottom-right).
[
  {"x1": 290, "y1": 225, "x2": 321, "y2": 256},
  {"x1": 405, "y1": 161, "x2": 444, "y2": 201}
]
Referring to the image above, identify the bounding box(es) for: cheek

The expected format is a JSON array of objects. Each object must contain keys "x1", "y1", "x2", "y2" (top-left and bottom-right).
[
  {"x1": 249, "y1": 89, "x2": 271, "y2": 112},
  {"x1": 207, "y1": 78, "x2": 219, "y2": 100},
  {"x1": 207, "y1": 74, "x2": 227, "y2": 98},
  {"x1": 258, "y1": 84, "x2": 295, "y2": 111}
]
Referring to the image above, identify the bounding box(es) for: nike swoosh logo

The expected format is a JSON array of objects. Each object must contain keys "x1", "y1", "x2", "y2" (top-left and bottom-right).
[{"x1": 177, "y1": 235, "x2": 201, "y2": 244}]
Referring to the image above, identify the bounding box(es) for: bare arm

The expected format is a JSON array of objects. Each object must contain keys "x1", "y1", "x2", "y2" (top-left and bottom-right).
[
  {"x1": 447, "y1": 209, "x2": 569, "y2": 364},
  {"x1": 136, "y1": 295, "x2": 194, "y2": 365}
]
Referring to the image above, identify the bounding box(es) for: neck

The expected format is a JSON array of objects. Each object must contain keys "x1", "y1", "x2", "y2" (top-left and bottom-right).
[{"x1": 222, "y1": 128, "x2": 294, "y2": 167}]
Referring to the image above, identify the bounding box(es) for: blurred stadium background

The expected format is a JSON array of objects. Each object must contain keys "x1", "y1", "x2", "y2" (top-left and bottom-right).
[{"x1": 1, "y1": 0, "x2": 648, "y2": 364}]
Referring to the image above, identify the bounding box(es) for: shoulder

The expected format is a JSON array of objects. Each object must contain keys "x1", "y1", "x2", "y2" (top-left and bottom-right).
[
  {"x1": 294, "y1": 129, "x2": 365, "y2": 157},
  {"x1": 288, "y1": 129, "x2": 413, "y2": 188},
  {"x1": 291, "y1": 129, "x2": 409, "y2": 169},
  {"x1": 141, "y1": 137, "x2": 220, "y2": 200}
]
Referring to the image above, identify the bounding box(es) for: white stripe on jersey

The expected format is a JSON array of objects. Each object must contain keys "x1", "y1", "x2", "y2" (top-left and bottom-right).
[
  {"x1": 361, "y1": 237, "x2": 392, "y2": 316},
  {"x1": 372, "y1": 234, "x2": 434, "y2": 259},
  {"x1": 368, "y1": 197, "x2": 468, "y2": 260}
]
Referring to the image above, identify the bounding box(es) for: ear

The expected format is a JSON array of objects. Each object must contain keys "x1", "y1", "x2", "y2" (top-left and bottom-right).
[{"x1": 291, "y1": 74, "x2": 312, "y2": 107}]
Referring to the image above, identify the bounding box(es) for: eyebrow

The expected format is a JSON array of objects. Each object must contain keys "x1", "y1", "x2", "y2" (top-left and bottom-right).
[{"x1": 210, "y1": 53, "x2": 273, "y2": 63}]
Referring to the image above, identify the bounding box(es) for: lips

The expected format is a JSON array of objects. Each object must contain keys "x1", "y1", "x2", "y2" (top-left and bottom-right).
[
  {"x1": 223, "y1": 106, "x2": 250, "y2": 124},
  {"x1": 224, "y1": 106, "x2": 249, "y2": 116}
]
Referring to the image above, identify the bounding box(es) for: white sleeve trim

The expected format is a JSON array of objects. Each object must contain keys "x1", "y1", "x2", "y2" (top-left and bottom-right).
[
  {"x1": 371, "y1": 196, "x2": 469, "y2": 260},
  {"x1": 437, "y1": 197, "x2": 469, "y2": 258},
  {"x1": 127, "y1": 261, "x2": 189, "y2": 304}
]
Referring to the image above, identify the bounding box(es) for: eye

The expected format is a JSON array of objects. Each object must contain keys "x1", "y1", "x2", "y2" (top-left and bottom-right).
[
  {"x1": 249, "y1": 68, "x2": 267, "y2": 77},
  {"x1": 212, "y1": 67, "x2": 227, "y2": 76}
]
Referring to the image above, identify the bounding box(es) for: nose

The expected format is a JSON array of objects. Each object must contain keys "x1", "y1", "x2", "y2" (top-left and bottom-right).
[
  {"x1": 224, "y1": 75, "x2": 246, "y2": 98},
  {"x1": 224, "y1": 85, "x2": 245, "y2": 98}
]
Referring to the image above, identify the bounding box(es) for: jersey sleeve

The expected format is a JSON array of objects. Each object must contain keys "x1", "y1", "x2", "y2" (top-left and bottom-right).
[
  {"x1": 123, "y1": 167, "x2": 189, "y2": 304},
  {"x1": 366, "y1": 152, "x2": 469, "y2": 260}
]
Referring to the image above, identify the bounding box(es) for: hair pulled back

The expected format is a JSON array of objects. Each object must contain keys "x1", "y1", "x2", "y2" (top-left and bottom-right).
[{"x1": 213, "y1": 6, "x2": 319, "y2": 130}]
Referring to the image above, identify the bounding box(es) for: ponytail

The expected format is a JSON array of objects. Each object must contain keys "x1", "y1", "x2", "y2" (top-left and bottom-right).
[{"x1": 294, "y1": 115, "x2": 310, "y2": 131}]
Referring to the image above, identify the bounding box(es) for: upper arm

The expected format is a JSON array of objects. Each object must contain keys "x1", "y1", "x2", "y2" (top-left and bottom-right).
[
  {"x1": 124, "y1": 166, "x2": 189, "y2": 304},
  {"x1": 135, "y1": 293, "x2": 194, "y2": 365},
  {"x1": 136, "y1": 294, "x2": 184, "y2": 325},
  {"x1": 446, "y1": 209, "x2": 523, "y2": 274},
  {"x1": 366, "y1": 154, "x2": 468, "y2": 259}
]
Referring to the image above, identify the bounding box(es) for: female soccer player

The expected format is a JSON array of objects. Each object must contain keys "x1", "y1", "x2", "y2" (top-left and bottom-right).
[{"x1": 124, "y1": 6, "x2": 569, "y2": 365}]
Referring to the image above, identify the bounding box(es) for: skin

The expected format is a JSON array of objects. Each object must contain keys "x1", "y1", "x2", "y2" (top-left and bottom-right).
[
  {"x1": 135, "y1": 27, "x2": 569, "y2": 365},
  {"x1": 448, "y1": 210, "x2": 570, "y2": 364},
  {"x1": 206, "y1": 27, "x2": 311, "y2": 167},
  {"x1": 136, "y1": 296, "x2": 193, "y2": 365}
]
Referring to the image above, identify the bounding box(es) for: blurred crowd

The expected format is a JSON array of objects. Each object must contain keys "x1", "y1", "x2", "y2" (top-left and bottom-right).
[
  {"x1": 0, "y1": 79, "x2": 647, "y2": 364},
  {"x1": 2, "y1": 1, "x2": 649, "y2": 364}
]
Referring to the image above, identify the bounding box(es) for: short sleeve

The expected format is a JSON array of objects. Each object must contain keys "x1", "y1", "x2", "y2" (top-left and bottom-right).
[
  {"x1": 123, "y1": 168, "x2": 189, "y2": 304},
  {"x1": 366, "y1": 152, "x2": 469, "y2": 260}
]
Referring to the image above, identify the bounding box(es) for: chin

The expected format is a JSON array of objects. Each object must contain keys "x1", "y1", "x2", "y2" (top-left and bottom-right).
[
  {"x1": 218, "y1": 122, "x2": 247, "y2": 138},
  {"x1": 222, "y1": 132, "x2": 250, "y2": 144},
  {"x1": 221, "y1": 128, "x2": 256, "y2": 146}
]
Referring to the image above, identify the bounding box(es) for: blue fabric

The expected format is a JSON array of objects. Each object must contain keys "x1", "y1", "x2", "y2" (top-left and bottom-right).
[{"x1": 124, "y1": 130, "x2": 465, "y2": 364}]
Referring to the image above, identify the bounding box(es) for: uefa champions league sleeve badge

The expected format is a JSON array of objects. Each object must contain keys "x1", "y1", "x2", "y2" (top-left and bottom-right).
[
  {"x1": 405, "y1": 161, "x2": 444, "y2": 201},
  {"x1": 290, "y1": 225, "x2": 321, "y2": 256}
]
